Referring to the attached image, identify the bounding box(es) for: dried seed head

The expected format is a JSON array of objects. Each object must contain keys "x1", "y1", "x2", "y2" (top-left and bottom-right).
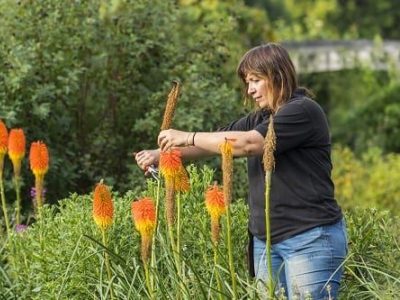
[
  {"x1": 219, "y1": 138, "x2": 234, "y2": 206},
  {"x1": 263, "y1": 116, "x2": 276, "y2": 172},
  {"x1": 161, "y1": 81, "x2": 180, "y2": 131}
]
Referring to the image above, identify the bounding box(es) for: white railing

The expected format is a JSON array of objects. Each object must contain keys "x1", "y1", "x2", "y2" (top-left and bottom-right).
[{"x1": 282, "y1": 40, "x2": 400, "y2": 73}]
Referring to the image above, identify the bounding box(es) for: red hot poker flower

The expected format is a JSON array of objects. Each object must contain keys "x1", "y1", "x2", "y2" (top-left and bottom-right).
[
  {"x1": 205, "y1": 183, "x2": 226, "y2": 244},
  {"x1": 205, "y1": 183, "x2": 226, "y2": 220},
  {"x1": 0, "y1": 120, "x2": 7, "y2": 156},
  {"x1": 29, "y1": 141, "x2": 49, "y2": 177},
  {"x1": 8, "y1": 128, "x2": 26, "y2": 177},
  {"x1": 159, "y1": 149, "x2": 190, "y2": 192},
  {"x1": 131, "y1": 197, "x2": 156, "y2": 263},
  {"x1": 93, "y1": 183, "x2": 114, "y2": 231}
]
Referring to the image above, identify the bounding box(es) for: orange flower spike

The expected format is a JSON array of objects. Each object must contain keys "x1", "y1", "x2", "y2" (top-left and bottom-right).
[
  {"x1": 159, "y1": 149, "x2": 190, "y2": 192},
  {"x1": 0, "y1": 121, "x2": 8, "y2": 173},
  {"x1": 175, "y1": 166, "x2": 190, "y2": 193},
  {"x1": 0, "y1": 120, "x2": 7, "y2": 157},
  {"x1": 92, "y1": 183, "x2": 114, "y2": 231},
  {"x1": 29, "y1": 141, "x2": 49, "y2": 177},
  {"x1": 205, "y1": 183, "x2": 226, "y2": 244},
  {"x1": 131, "y1": 197, "x2": 156, "y2": 263},
  {"x1": 159, "y1": 149, "x2": 182, "y2": 180},
  {"x1": 8, "y1": 128, "x2": 26, "y2": 176},
  {"x1": 205, "y1": 183, "x2": 226, "y2": 220}
]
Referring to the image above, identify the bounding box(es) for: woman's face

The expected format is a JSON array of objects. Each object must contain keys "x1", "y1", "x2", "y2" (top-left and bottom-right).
[{"x1": 245, "y1": 73, "x2": 271, "y2": 109}]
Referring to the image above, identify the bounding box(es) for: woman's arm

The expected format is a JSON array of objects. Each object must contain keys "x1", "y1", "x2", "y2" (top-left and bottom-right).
[
  {"x1": 135, "y1": 146, "x2": 214, "y2": 171},
  {"x1": 158, "y1": 129, "x2": 264, "y2": 157},
  {"x1": 135, "y1": 129, "x2": 264, "y2": 171}
]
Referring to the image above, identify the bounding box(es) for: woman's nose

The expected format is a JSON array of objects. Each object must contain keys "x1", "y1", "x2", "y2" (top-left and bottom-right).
[{"x1": 247, "y1": 85, "x2": 255, "y2": 95}]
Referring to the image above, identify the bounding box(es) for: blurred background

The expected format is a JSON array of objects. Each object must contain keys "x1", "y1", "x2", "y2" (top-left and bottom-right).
[{"x1": 1, "y1": 0, "x2": 399, "y2": 216}]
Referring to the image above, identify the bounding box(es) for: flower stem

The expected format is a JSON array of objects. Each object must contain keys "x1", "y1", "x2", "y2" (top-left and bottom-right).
[
  {"x1": 102, "y1": 230, "x2": 114, "y2": 300},
  {"x1": 265, "y1": 171, "x2": 274, "y2": 298},
  {"x1": 226, "y1": 208, "x2": 237, "y2": 298},
  {"x1": 144, "y1": 262, "x2": 154, "y2": 299},
  {"x1": 14, "y1": 175, "x2": 21, "y2": 225},
  {"x1": 213, "y1": 244, "x2": 223, "y2": 300},
  {"x1": 151, "y1": 179, "x2": 161, "y2": 290},
  {"x1": 176, "y1": 192, "x2": 186, "y2": 297},
  {"x1": 0, "y1": 172, "x2": 10, "y2": 234}
]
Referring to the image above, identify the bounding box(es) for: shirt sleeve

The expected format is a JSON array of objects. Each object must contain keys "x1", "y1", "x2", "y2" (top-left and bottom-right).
[{"x1": 254, "y1": 100, "x2": 315, "y2": 154}]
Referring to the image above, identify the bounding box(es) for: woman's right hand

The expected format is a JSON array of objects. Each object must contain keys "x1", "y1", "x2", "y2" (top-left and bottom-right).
[{"x1": 134, "y1": 149, "x2": 160, "y2": 172}]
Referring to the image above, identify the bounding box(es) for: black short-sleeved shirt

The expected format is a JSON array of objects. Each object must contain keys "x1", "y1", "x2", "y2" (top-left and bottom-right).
[{"x1": 218, "y1": 89, "x2": 342, "y2": 244}]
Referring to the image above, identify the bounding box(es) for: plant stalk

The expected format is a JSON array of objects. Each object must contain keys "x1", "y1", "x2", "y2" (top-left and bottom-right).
[
  {"x1": 14, "y1": 175, "x2": 21, "y2": 225},
  {"x1": 144, "y1": 262, "x2": 154, "y2": 300},
  {"x1": 0, "y1": 171, "x2": 11, "y2": 234},
  {"x1": 226, "y1": 208, "x2": 237, "y2": 298},
  {"x1": 102, "y1": 229, "x2": 114, "y2": 300},
  {"x1": 150, "y1": 178, "x2": 161, "y2": 290},
  {"x1": 213, "y1": 244, "x2": 223, "y2": 300},
  {"x1": 265, "y1": 171, "x2": 274, "y2": 298}
]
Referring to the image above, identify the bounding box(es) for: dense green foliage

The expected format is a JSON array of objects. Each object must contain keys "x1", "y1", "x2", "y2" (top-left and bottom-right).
[
  {"x1": 0, "y1": 0, "x2": 259, "y2": 205},
  {"x1": 1, "y1": 166, "x2": 399, "y2": 299}
]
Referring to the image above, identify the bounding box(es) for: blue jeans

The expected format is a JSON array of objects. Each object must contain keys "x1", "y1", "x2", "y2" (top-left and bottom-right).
[{"x1": 253, "y1": 219, "x2": 348, "y2": 299}]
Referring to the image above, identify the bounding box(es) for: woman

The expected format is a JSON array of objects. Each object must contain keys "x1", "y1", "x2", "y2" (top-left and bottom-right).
[{"x1": 135, "y1": 43, "x2": 347, "y2": 299}]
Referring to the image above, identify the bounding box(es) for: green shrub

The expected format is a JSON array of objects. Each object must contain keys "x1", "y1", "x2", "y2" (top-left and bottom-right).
[
  {"x1": 333, "y1": 145, "x2": 400, "y2": 212},
  {"x1": 1, "y1": 165, "x2": 399, "y2": 299}
]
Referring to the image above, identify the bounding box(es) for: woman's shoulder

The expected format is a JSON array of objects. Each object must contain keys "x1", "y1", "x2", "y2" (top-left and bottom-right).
[{"x1": 282, "y1": 90, "x2": 326, "y2": 118}]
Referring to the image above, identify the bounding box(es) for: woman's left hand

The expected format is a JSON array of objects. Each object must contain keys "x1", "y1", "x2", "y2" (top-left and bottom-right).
[{"x1": 158, "y1": 129, "x2": 189, "y2": 151}]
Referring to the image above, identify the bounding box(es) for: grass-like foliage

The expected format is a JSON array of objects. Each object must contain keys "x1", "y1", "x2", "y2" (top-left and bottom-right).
[{"x1": 1, "y1": 165, "x2": 399, "y2": 299}]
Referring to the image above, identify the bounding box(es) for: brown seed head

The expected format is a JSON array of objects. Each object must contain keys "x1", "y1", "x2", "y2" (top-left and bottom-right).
[
  {"x1": 263, "y1": 116, "x2": 276, "y2": 172},
  {"x1": 161, "y1": 81, "x2": 180, "y2": 130}
]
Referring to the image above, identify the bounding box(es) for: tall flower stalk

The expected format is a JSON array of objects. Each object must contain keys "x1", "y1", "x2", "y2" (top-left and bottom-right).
[
  {"x1": 205, "y1": 182, "x2": 226, "y2": 300},
  {"x1": 263, "y1": 115, "x2": 276, "y2": 298},
  {"x1": 29, "y1": 141, "x2": 49, "y2": 217},
  {"x1": 131, "y1": 197, "x2": 156, "y2": 299},
  {"x1": 159, "y1": 149, "x2": 190, "y2": 295},
  {"x1": 92, "y1": 181, "x2": 114, "y2": 300},
  {"x1": 219, "y1": 138, "x2": 237, "y2": 298},
  {"x1": 0, "y1": 120, "x2": 10, "y2": 234},
  {"x1": 8, "y1": 128, "x2": 25, "y2": 225}
]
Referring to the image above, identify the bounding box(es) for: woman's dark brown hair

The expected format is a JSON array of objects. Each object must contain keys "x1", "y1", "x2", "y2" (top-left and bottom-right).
[{"x1": 237, "y1": 43, "x2": 298, "y2": 112}]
